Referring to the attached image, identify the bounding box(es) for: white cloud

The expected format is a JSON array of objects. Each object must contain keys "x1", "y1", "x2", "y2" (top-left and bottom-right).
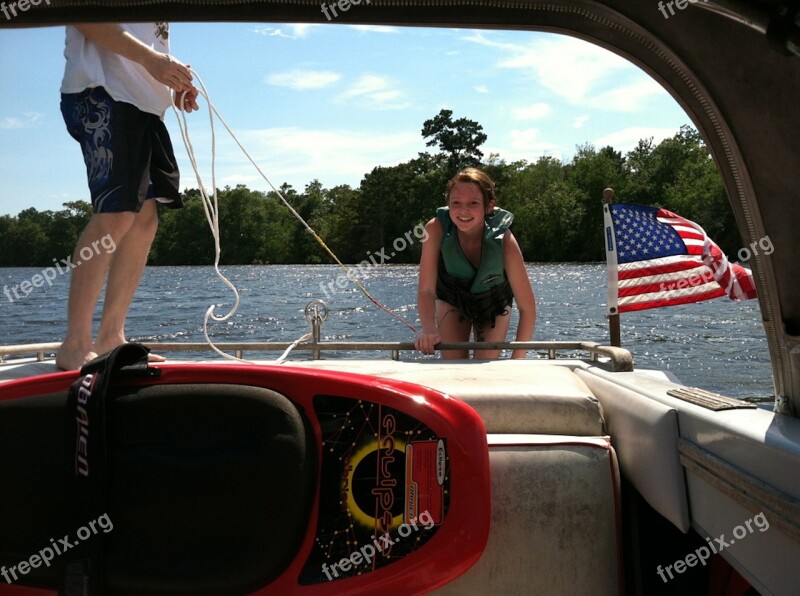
[
  {"x1": 474, "y1": 85, "x2": 490, "y2": 94},
  {"x1": 190, "y1": 126, "x2": 425, "y2": 190},
  {"x1": 336, "y1": 75, "x2": 409, "y2": 110},
  {"x1": 589, "y1": 79, "x2": 665, "y2": 111},
  {"x1": 347, "y1": 25, "x2": 400, "y2": 34},
  {"x1": 251, "y1": 24, "x2": 319, "y2": 39},
  {"x1": 513, "y1": 102, "x2": 551, "y2": 120},
  {"x1": 462, "y1": 31, "x2": 522, "y2": 53},
  {"x1": 1, "y1": 112, "x2": 43, "y2": 129},
  {"x1": 573, "y1": 116, "x2": 589, "y2": 128},
  {"x1": 498, "y1": 40, "x2": 628, "y2": 105},
  {"x1": 508, "y1": 128, "x2": 561, "y2": 153},
  {"x1": 266, "y1": 70, "x2": 341, "y2": 90},
  {"x1": 593, "y1": 127, "x2": 678, "y2": 152},
  {"x1": 464, "y1": 32, "x2": 668, "y2": 111}
]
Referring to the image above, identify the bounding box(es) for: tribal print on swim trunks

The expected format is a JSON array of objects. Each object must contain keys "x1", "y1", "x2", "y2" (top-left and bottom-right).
[
  {"x1": 64, "y1": 87, "x2": 114, "y2": 202},
  {"x1": 60, "y1": 86, "x2": 182, "y2": 213}
]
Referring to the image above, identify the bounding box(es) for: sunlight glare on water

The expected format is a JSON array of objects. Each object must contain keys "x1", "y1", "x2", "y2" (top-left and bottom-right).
[{"x1": 0, "y1": 263, "x2": 772, "y2": 399}]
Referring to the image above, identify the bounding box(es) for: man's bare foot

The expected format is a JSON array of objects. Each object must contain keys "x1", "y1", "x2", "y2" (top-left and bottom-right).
[{"x1": 55, "y1": 341, "x2": 98, "y2": 371}]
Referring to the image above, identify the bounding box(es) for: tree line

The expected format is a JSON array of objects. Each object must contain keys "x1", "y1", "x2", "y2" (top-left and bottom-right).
[{"x1": 0, "y1": 112, "x2": 739, "y2": 267}]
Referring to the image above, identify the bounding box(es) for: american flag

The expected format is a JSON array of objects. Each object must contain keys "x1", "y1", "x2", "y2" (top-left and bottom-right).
[{"x1": 604, "y1": 202, "x2": 756, "y2": 314}]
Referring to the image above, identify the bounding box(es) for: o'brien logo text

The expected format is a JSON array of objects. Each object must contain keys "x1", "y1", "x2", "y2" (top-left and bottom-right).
[{"x1": 74, "y1": 374, "x2": 95, "y2": 477}]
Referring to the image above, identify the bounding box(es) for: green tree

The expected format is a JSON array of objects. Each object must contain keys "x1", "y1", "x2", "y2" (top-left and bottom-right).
[
  {"x1": 262, "y1": 184, "x2": 305, "y2": 264},
  {"x1": 321, "y1": 184, "x2": 366, "y2": 263},
  {"x1": 0, "y1": 215, "x2": 17, "y2": 266},
  {"x1": 622, "y1": 137, "x2": 659, "y2": 204},
  {"x1": 406, "y1": 152, "x2": 451, "y2": 233},
  {"x1": 501, "y1": 156, "x2": 564, "y2": 213},
  {"x1": 150, "y1": 190, "x2": 215, "y2": 265},
  {"x1": 616, "y1": 126, "x2": 740, "y2": 253},
  {"x1": 295, "y1": 180, "x2": 333, "y2": 264},
  {"x1": 501, "y1": 157, "x2": 582, "y2": 261},
  {"x1": 568, "y1": 144, "x2": 628, "y2": 261},
  {"x1": 422, "y1": 109, "x2": 487, "y2": 175},
  {"x1": 10, "y1": 208, "x2": 50, "y2": 265},
  {"x1": 47, "y1": 201, "x2": 93, "y2": 262},
  {"x1": 1, "y1": 124, "x2": 736, "y2": 267},
  {"x1": 658, "y1": 127, "x2": 740, "y2": 253}
]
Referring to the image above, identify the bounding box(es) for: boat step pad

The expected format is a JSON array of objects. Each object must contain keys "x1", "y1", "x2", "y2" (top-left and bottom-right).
[{"x1": 666, "y1": 387, "x2": 758, "y2": 410}]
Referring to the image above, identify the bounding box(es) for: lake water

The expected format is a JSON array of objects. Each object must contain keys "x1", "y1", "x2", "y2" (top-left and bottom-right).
[{"x1": 0, "y1": 263, "x2": 773, "y2": 400}]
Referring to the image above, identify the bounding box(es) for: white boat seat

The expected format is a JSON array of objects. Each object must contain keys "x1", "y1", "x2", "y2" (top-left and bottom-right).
[
  {"x1": 302, "y1": 361, "x2": 606, "y2": 436},
  {"x1": 434, "y1": 434, "x2": 622, "y2": 595},
  {"x1": 427, "y1": 364, "x2": 605, "y2": 436}
]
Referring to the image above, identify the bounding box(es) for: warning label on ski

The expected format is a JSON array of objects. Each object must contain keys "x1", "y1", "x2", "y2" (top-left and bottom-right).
[{"x1": 405, "y1": 439, "x2": 445, "y2": 525}]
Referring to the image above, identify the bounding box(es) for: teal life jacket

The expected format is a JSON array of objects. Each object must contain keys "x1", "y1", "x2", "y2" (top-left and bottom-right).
[{"x1": 436, "y1": 206, "x2": 514, "y2": 293}]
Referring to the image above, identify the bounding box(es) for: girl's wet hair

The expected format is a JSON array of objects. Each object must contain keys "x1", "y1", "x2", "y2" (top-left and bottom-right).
[{"x1": 445, "y1": 168, "x2": 496, "y2": 207}]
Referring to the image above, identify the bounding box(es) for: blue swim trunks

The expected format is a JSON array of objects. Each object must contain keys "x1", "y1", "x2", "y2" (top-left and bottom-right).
[{"x1": 60, "y1": 86, "x2": 183, "y2": 213}]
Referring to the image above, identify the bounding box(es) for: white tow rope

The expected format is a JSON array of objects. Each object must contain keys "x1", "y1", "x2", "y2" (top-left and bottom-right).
[{"x1": 171, "y1": 71, "x2": 310, "y2": 363}]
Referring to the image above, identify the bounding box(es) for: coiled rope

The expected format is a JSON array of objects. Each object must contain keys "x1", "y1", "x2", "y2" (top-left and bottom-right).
[{"x1": 171, "y1": 71, "x2": 419, "y2": 362}]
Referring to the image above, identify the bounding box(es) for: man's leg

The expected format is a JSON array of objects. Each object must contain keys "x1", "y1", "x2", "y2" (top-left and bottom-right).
[
  {"x1": 95, "y1": 199, "x2": 159, "y2": 356},
  {"x1": 55, "y1": 211, "x2": 135, "y2": 370}
]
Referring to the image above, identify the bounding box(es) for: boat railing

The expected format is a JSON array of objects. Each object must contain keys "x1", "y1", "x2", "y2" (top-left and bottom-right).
[
  {"x1": 0, "y1": 300, "x2": 633, "y2": 371},
  {"x1": 0, "y1": 340, "x2": 634, "y2": 372}
]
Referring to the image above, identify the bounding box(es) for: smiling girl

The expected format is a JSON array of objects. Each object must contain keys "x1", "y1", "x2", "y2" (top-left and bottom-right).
[{"x1": 415, "y1": 168, "x2": 536, "y2": 359}]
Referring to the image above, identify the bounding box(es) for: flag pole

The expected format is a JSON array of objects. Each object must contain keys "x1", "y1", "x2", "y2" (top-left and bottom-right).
[{"x1": 602, "y1": 188, "x2": 621, "y2": 347}]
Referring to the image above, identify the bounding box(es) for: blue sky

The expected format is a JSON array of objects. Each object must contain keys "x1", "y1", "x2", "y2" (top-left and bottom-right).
[{"x1": 0, "y1": 22, "x2": 691, "y2": 216}]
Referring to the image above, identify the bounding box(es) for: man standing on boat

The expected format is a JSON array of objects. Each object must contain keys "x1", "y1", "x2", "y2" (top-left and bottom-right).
[{"x1": 56, "y1": 23, "x2": 198, "y2": 370}]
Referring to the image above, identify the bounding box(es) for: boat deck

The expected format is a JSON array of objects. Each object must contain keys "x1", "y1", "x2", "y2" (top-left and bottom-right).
[{"x1": 0, "y1": 339, "x2": 634, "y2": 384}]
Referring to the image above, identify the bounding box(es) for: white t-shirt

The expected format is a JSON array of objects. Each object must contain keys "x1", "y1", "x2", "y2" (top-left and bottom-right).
[{"x1": 61, "y1": 23, "x2": 173, "y2": 118}]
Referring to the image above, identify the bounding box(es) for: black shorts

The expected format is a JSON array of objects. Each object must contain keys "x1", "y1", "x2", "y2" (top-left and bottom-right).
[{"x1": 60, "y1": 86, "x2": 183, "y2": 213}]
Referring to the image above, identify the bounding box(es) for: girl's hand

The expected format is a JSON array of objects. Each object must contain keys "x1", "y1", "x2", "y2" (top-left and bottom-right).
[{"x1": 415, "y1": 332, "x2": 441, "y2": 355}]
